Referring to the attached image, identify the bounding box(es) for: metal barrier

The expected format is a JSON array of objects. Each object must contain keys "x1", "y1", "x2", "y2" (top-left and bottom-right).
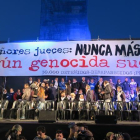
[{"x1": 1, "y1": 100, "x2": 140, "y2": 121}]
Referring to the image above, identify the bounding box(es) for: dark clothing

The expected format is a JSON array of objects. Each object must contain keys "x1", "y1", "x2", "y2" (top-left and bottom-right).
[
  {"x1": 103, "y1": 84, "x2": 111, "y2": 100},
  {"x1": 59, "y1": 82, "x2": 66, "y2": 90},
  {"x1": 66, "y1": 83, "x2": 71, "y2": 95},
  {"x1": 46, "y1": 88, "x2": 54, "y2": 100},
  {"x1": 50, "y1": 87, "x2": 57, "y2": 100},
  {"x1": 122, "y1": 81, "x2": 130, "y2": 91},
  {"x1": 13, "y1": 92, "x2": 22, "y2": 100},
  {"x1": 6, "y1": 93, "x2": 14, "y2": 101},
  {"x1": 116, "y1": 82, "x2": 123, "y2": 89},
  {"x1": 95, "y1": 81, "x2": 104, "y2": 100},
  {"x1": 79, "y1": 81, "x2": 86, "y2": 94},
  {"x1": 71, "y1": 82, "x2": 79, "y2": 92}
]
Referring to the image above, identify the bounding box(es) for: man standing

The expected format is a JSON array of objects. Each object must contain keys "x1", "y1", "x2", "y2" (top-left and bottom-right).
[
  {"x1": 122, "y1": 78, "x2": 130, "y2": 92},
  {"x1": 130, "y1": 78, "x2": 137, "y2": 96},
  {"x1": 79, "y1": 77, "x2": 86, "y2": 95},
  {"x1": 59, "y1": 78, "x2": 66, "y2": 91},
  {"x1": 101, "y1": 81, "x2": 111, "y2": 115}
]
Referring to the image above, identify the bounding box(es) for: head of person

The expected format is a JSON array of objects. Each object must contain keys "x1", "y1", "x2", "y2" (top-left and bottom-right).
[
  {"x1": 41, "y1": 83, "x2": 45, "y2": 88},
  {"x1": 109, "y1": 79, "x2": 112, "y2": 83},
  {"x1": 73, "y1": 78, "x2": 76, "y2": 83},
  {"x1": 103, "y1": 81, "x2": 109, "y2": 87},
  {"x1": 86, "y1": 85, "x2": 90, "y2": 91},
  {"x1": 12, "y1": 124, "x2": 22, "y2": 136},
  {"x1": 117, "y1": 79, "x2": 121, "y2": 83},
  {"x1": 80, "y1": 94, "x2": 84, "y2": 100},
  {"x1": 82, "y1": 77, "x2": 85, "y2": 81},
  {"x1": 45, "y1": 83, "x2": 49, "y2": 88},
  {"x1": 73, "y1": 88, "x2": 77, "y2": 94},
  {"x1": 87, "y1": 79, "x2": 90, "y2": 83},
  {"x1": 79, "y1": 89, "x2": 83, "y2": 94},
  {"x1": 36, "y1": 126, "x2": 46, "y2": 138},
  {"x1": 10, "y1": 88, "x2": 14, "y2": 93},
  {"x1": 24, "y1": 83, "x2": 29, "y2": 89},
  {"x1": 55, "y1": 130, "x2": 64, "y2": 140},
  {"x1": 68, "y1": 79, "x2": 71, "y2": 83},
  {"x1": 50, "y1": 83, "x2": 53, "y2": 88},
  {"x1": 131, "y1": 78, "x2": 134, "y2": 82},
  {"x1": 61, "y1": 91, "x2": 66, "y2": 97},
  {"x1": 3, "y1": 89, "x2": 7, "y2": 94},
  {"x1": 29, "y1": 77, "x2": 32, "y2": 81},
  {"x1": 125, "y1": 91, "x2": 129, "y2": 95},
  {"x1": 117, "y1": 86, "x2": 122, "y2": 92},
  {"x1": 99, "y1": 78, "x2": 103, "y2": 83},
  {"x1": 90, "y1": 79, "x2": 94, "y2": 83},
  {"x1": 106, "y1": 132, "x2": 114, "y2": 140},
  {"x1": 17, "y1": 89, "x2": 20, "y2": 94},
  {"x1": 55, "y1": 78, "x2": 58, "y2": 81},
  {"x1": 61, "y1": 78, "x2": 64, "y2": 83},
  {"x1": 125, "y1": 78, "x2": 128, "y2": 82},
  {"x1": 130, "y1": 90, "x2": 134, "y2": 95},
  {"x1": 38, "y1": 78, "x2": 41, "y2": 83},
  {"x1": 70, "y1": 93, "x2": 76, "y2": 99}
]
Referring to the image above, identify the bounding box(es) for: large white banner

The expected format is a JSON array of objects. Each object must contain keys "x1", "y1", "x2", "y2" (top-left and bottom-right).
[{"x1": 0, "y1": 41, "x2": 140, "y2": 76}]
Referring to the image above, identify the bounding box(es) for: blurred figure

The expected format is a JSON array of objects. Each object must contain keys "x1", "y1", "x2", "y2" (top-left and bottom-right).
[
  {"x1": 50, "y1": 83, "x2": 57, "y2": 101},
  {"x1": 125, "y1": 91, "x2": 131, "y2": 102},
  {"x1": 5, "y1": 124, "x2": 22, "y2": 140},
  {"x1": 54, "y1": 78, "x2": 58, "y2": 89},
  {"x1": 55, "y1": 130, "x2": 66, "y2": 140},
  {"x1": 76, "y1": 89, "x2": 83, "y2": 100},
  {"x1": 130, "y1": 90, "x2": 137, "y2": 102},
  {"x1": 6, "y1": 88, "x2": 14, "y2": 109},
  {"x1": 59, "y1": 78, "x2": 66, "y2": 91},
  {"x1": 85, "y1": 85, "x2": 91, "y2": 102},
  {"x1": 86, "y1": 79, "x2": 90, "y2": 85},
  {"x1": 33, "y1": 126, "x2": 52, "y2": 140},
  {"x1": 109, "y1": 79, "x2": 116, "y2": 101},
  {"x1": 79, "y1": 77, "x2": 86, "y2": 94},
  {"x1": 71, "y1": 78, "x2": 79, "y2": 93},
  {"x1": 130, "y1": 78, "x2": 137, "y2": 96},
  {"x1": 22, "y1": 84, "x2": 31, "y2": 101},
  {"x1": 66, "y1": 79, "x2": 71, "y2": 95},
  {"x1": 116, "y1": 86, "x2": 125, "y2": 102},
  {"x1": 116, "y1": 79, "x2": 123, "y2": 89},
  {"x1": 69, "y1": 93, "x2": 77, "y2": 102},
  {"x1": 68, "y1": 122, "x2": 78, "y2": 140},
  {"x1": 2, "y1": 89, "x2": 8, "y2": 100},
  {"x1": 105, "y1": 132, "x2": 114, "y2": 140},
  {"x1": 89, "y1": 78, "x2": 95, "y2": 91},
  {"x1": 122, "y1": 78, "x2": 130, "y2": 92},
  {"x1": 37, "y1": 87, "x2": 45, "y2": 100},
  {"x1": 28, "y1": 77, "x2": 33, "y2": 86},
  {"x1": 37, "y1": 78, "x2": 42, "y2": 87},
  {"x1": 13, "y1": 89, "x2": 22, "y2": 101}
]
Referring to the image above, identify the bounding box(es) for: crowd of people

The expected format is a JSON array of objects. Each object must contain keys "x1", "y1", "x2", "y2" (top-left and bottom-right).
[
  {"x1": 4, "y1": 123, "x2": 140, "y2": 140},
  {"x1": 0, "y1": 77, "x2": 140, "y2": 118}
]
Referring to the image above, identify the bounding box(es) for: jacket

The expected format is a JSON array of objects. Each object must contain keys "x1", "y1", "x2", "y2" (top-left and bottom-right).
[
  {"x1": 103, "y1": 84, "x2": 111, "y2": 100},
  {"x1": 22, "y1": 87, "x2": 31, "y2": 101}
]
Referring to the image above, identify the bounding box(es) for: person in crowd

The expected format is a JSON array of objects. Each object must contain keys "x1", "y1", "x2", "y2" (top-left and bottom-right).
[
  {"x1": 79, "y1": 77, "x2": 86, "y2": 94},
  {"x1": 109, "y1": 79, "x2": 116, "y2": 101},
  {"x1": 73, "y1": 88, "x2": 78, "y2": 96},
  {"x1": 101, "y1": 81, "x2": 111, "y2": 115},
  {"x1": 68, "y1": 122, "x2": 78, "y2": 140},
  {"x1": 116, "y1": 79, "x2": 123, "y2": 89},
  {"x1": 33, "y1": 126, "x2": 52, "y2": 140},
  {"x1": 37, "y1": 78, "x2": 42, "y2": 87},
  {"x1": 30, "y1": 81, "x2": 39, "y2": 99},
  {"x1": 28, "y1": 77, "x2": 33, "y2": 86},
  {"x1": 122, "y1": 78, "x2": 130, "y2": 92},
  {"x1": 5, "y1": 124, "x2": 22, "y2": 140},
  {"x1": 79, "y1": 94, "x2": 85, "y2": 102},
  {"x1": 41, "y1": 82, "x2": 46, "y2": 88},
  {"x1": 13, "y1": 89, "x2": 22, "y2": 101},
  {"x1": 86, "y1": 79, "x2": 90, "y2": 85},
  {"x1": 46, "y1": 83, "x2": 55, "y2": 100},
  {"x1": 22, "y1": 83, "x2": 31, "y2": 101},
  {"x1": 37, "y1": 86, "x2": 45, "y2": 100},
  {"x1": 76, "y1": 89, "x2": 83, "y2": 100},
  {"x1": 85, "y1": 85, "x2": 91, "y2": 102},
  {"x1": 105, "y1": 132, "x2": 114, "y2": 140},
  {"x1": 116, "y1": 86, "x2": 125, "y2": 102},
  {"x1": 69, "y1": 93, "x2": 77, "y2": 102},
  {"x1": 2, "y1": 89, "x2": 8, "y2": 100},
  {"x1": 130, "y1": 78, "x2": 137, "y2": 96},
  {"x1": 59, "y1": 91, "x2": 68, "y2": 101},
  {"x1": 21, "y1": 83, "x2": 31, "y2": 119},
  {"x1": 130, "y1": 90, "x2": 137, "y2": 101},
  {"x1": 50, "y1": 83, "x2": 57, "y2": 101},
  {"x1": 124, "y1": 91, "x2": 131, "y2": 102},
  {"x1": 95, "y1": 77, "x2": 104, "y2": 100},
  {"x1": 59, "y1": 78, "x2": 66, "y2": 91},
  {"x1": 54, "y1": 78, "x2": 58, "y2": 89},
  {"x1": 137, "y1": 87, "x2": 140, "y2": 101},
  {"x1": 45, "y1": 83, "x2": 51, "y2": 100},
  {"x1": 71, "y1": 78, "x2": 79, "y2": 93},
  {"x1": 54, "y1": 130, "x2": 66, "y2": 140},
  {"x1": 89, "y1": 78, "x2": 95, "y2": 91},
  {"x1": 6, "y1": 88, "x2": 14, "y2": 108},
  {"x1": 66, "y1": 79, "x2": 71, "y2": 95}
]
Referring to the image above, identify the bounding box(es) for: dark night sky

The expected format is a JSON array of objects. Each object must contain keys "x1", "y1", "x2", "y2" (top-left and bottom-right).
[{"x1": 0, "y1": 0, "x2": 140, "y2": 41}]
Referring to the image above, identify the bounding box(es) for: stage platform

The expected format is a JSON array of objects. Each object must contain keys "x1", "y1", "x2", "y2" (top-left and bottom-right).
[{"x1": 0, "y1": 119, "x2": 140, "y2": 140}]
